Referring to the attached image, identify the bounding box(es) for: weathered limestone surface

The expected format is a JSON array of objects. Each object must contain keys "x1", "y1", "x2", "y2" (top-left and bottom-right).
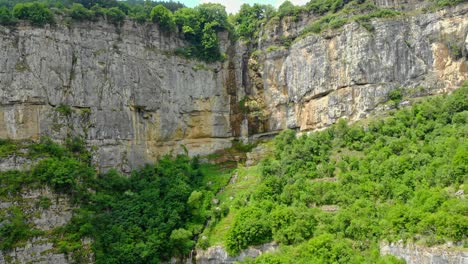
[
  {"x1": 257, "y1": 4, "x2": 467, "y2": 133},
  {"x1": 0, "y1": 20, "x2": 235, "y2": 171},
  {"x1": 381, "y1": 242, "x2": 468, "y2": 264},
  {"x1": 195, "y1": 243, "x2": 278, "y2": 264},
  {"x1": 0, "y1": 5, "x2": 466, "y2": 170},
  {"x1": 0, "y1": 3, "x2": 467, "y2": 263},
  {"x1": 0, "y1": 188, "x2": 81, "y2": 264}
]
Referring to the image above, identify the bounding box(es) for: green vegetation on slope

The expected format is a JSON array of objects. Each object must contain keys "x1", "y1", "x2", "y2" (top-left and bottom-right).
[
  {"x1": 203, "y1": 83, "x2": 468, "y2": 263},
  {"x1": 0, "y1": 137, "x2": 234, "y2": 263}
]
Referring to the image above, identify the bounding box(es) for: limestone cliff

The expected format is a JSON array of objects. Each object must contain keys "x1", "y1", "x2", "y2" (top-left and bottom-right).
[
  {"x1": 251, "y1": 3, "x2": 467, "y2": 133},
  {"x1": 0, "y1": 4, "x2": 467, "y2": 171},
  {"x1": 0, "y1": 20, "x2": 237, "y2": 171}
]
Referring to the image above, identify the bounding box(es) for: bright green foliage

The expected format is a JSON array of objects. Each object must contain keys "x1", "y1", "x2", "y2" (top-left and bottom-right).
[
  {"x1": 247, "y1": 233, "x2": 405, "y2": 264},
  {"x1": 170, "y1": 228, "x2": 195, "y2": 256},
  {"x1": 226, "y1": 205, "x2": 272, "y2": 255},
  {"x1": 232, "y1": 3, "x2": 275, "y2": 42},
  {"x1": 222, "y1": 83, "x2": 468, "y2": 261},
  {"x1": 32, "y1": 157, "x2": 94, "y2": 193},
  {"x1": 270, "y1": 206, "x2": 317, "y2": 245},
  {"x1": 150, "y1": 4, "x2": 175, "y2": 31},
  {"x1": 173, "y1": 3, "x2": 230, "y2": 62},
  {"x1": 0, "y1": 6, "x2": 15, "y2": 25},
  {"x1": 12, "y1": 2, "x2": 54, "y2": 26}
]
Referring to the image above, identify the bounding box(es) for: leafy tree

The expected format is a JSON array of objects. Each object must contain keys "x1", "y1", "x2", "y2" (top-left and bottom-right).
[
  {"x1": 150, "y1": 4, "x2": 175, "y2": 31},
  {"x1": 0, "y1": 6, "x2": 15, "y2": 25},
  {"x1": 278, "y1": 0, "x2": 301, "y2": 18},
  {"x1": 105, "y1": 6, "x2": 124, "y2": 24},
  {"x1": 226, "y1": 205, "x2": 272, "y2": 255},
  {"x1": 70, "y1": 3, "x2": 95, "y2": 21},
  {"x1": 13, "y1": 2, "x2": 54, "y2": 26},
  {"x1": 233, "y1": 3, "x2": 275, "y2": 41},
  {"x1": 170, "y1": 228, "x2": 195, "y2": 257}
]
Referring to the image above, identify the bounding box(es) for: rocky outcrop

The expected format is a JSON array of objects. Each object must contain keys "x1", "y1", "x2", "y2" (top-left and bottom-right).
[
  {"x1": 0, "y1": 4, "x2": 466, "y2": 170},
  {"x1": 0, "y1": 20, "x2": 239, "y2": 171},
  {"x1": 255, "y1": 4, "x2": 467, "y2": 133},
  {"x1": 0, "y1": 187, "x2": 89, "y2": 264},
  {"x1": 195, "y1": 243, "x2": 278, "y2": 264},
  {"x1": 381, "y1": 242, "x2": 468, "y2": 264}
]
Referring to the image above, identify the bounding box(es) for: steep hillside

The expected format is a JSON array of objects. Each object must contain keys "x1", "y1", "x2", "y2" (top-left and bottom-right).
[
  {"x1": 0, "y1": 0, "x2": 467, "y2": 263},
  {"x1": 198, "y1": 82, "x2": 467, "y2": 264}
]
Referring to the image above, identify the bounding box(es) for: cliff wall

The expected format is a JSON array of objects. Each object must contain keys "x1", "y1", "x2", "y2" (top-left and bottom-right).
[
  {"x1": 0, "y1": 20, "x2": 240, "y2": 171},
  {"x1": 253, "y1": 4, "x2": 467, "y2": 133},
  {"x1": 0, "y1": 4, "x2": 466, "y2": 170}
]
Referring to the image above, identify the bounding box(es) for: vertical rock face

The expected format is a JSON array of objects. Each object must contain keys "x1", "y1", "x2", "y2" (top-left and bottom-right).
[
  {"x1": 256, "y1": 4, "x2": 467, "y2": 133},
  {"x1": 0, "y1": 20, "x2": 237, "y2": 171},
  {"x1": 0, "y1": 3, "x2": 467, "y2": 264},
  {"x1": 380, "y1": 242, "x2": 468, "y2": 264},
  {"x1": 195, "y1": 243, "x2": 278, "y2": 264},
  {"x1": 0, "y1": 188, "x2": 89, "y2": 264}
]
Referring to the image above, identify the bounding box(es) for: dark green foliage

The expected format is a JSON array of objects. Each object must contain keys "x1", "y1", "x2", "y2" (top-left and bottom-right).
[
  {"x1": 56, "y1": 103, "x2": 72, "y2": 116},
  {"x1": 12, "y1": 2, "x2": 53, "y2": 26},
  {"x1": 0, "y1": 207, "x2": 42, "y2": 250},
  {"x1": 150, "y1": 4, "x2": 175, "y2": 31},
  {"x1": 105, "y1": 6, "x2": 124, "y2": 24},
  {"x1": 306, "y1": 0, "x2": 351, "y2": 14},
  {"x1": 278, "y1": 0, "x2": 303, "y2": 18},
  {"x1": 70, "y1": 3, "x2": 94, "y2": 20},
  {"x1": 433, "y1": 0, "x2": 465, "y2": 7},
  {"x1": 0, "y1": 134, "x2": 230, "y2": 262},
  {"x1": 0, "y1": 6, "x2": 15, "y2": 25},
  {"x1": 173, "y1": 3, "x2": 230, "y2": 62},
  {"x1": 388, "y1": 88, "x2": 403, "y2": 106},
  {"x1": 90, "y1": 155, "x2": 212, "y2": 263}
]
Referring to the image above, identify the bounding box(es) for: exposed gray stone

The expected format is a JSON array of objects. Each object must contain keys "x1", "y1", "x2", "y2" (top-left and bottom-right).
[{"x1": 381, "y1": 242, "x2": 468, "y2": 264}]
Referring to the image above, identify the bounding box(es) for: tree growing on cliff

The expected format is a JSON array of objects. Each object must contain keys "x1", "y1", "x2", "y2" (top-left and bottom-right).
[
  {"x1": 0, "y1": 6, "x2": 15, "y2": 25},
  {"x1": 13, "y1": 2, "x2": 54, "y2": 26},
  {"x1": 151, "y1": 4, "x2": 175, "y2": 31}
]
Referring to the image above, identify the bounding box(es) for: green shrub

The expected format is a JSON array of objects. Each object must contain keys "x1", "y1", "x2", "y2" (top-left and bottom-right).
[
  {"x1": 13, "y1": 2, "x2": 54, "y2": 26},
  {"x1": 0, "y1": 207, "x2": 42, "y2": 250},
  {"x1": 226, "y1": 206, "x2": 272, "y2": 255},
  {"x1": 105, "y1": 7, "x2": 125, "y2": 24},
  {"x1": 70, "y1": 3, "x2": 94, "y2": 21},
  {"x1": 151, "y1": 4, "x2": 175, "y2": 31},
  {"x1": 278, "y1": 0, "x2": 302, "y2": 18},
  {"x1": 0, "y1": 7, "x2": 15, "y2": 25}
]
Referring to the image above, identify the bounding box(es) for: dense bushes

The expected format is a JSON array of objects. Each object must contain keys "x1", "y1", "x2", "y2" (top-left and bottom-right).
[
  {"x1": 150, "y1": 4, "x2": 175, "y2": 31},
  {"x1": 0, "y1": 6, "x2": 14, "y2": 25},
  {"x1": 0, "y1": 135, "x2": 232, "y2": 262},
  {"x1": 222, "y1": 83, "x2": 468, "y2": 260},
  {"x1": 0, "y1": 207, "x2": 42, "y2": 250},
  {"x1": 232, "y1": 3, "x2": 275, "y2": 42},
  {"x1": 12, "y1": 2, "x2": 53, "y2": 25},
  {"x1": 173, "y1": 3, "x2": 230, "y2": 62}
]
